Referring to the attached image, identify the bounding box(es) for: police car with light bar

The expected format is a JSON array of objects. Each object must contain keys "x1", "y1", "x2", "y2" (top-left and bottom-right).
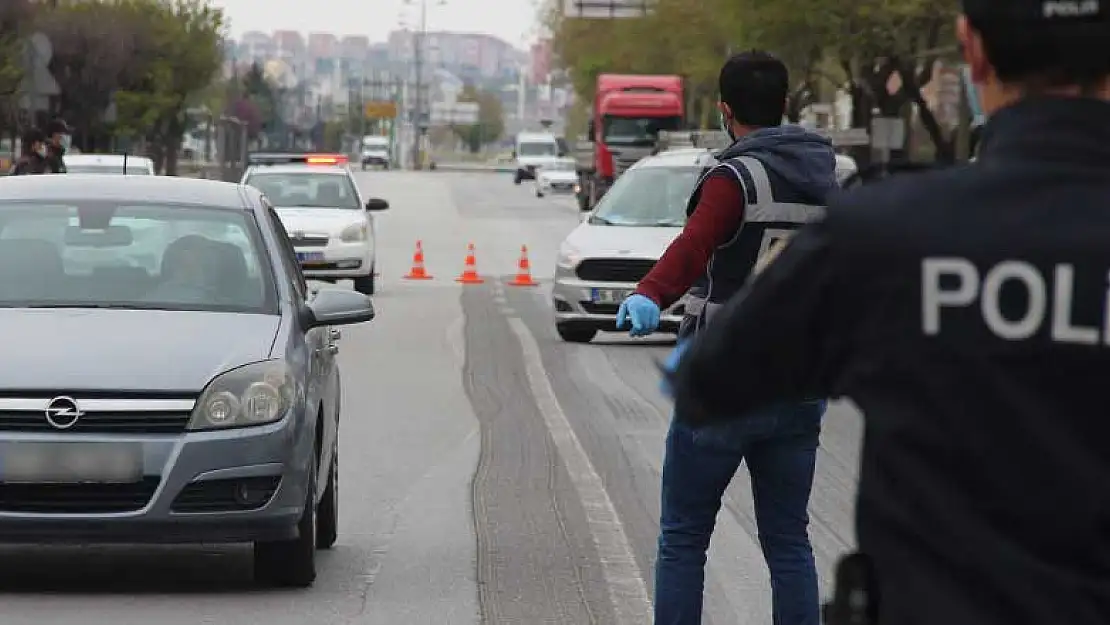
[{"x1": 241, "y1": 153, "x2": 388, "y2": 295}]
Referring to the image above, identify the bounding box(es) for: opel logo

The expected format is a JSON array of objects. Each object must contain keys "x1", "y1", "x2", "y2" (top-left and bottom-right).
[{"x1": 45, "y1": 396, "x2": 83, "y2": 430}]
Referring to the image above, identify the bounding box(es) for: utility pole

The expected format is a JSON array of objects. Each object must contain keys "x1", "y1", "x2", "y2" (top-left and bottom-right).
[{"x1": 411, "y1": 0, "x2": 427, "y2": 169}]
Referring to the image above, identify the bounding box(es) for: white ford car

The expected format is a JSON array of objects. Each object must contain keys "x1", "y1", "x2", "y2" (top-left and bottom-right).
[{"x1": 241, "y1": 153, "x2": 389, "y2": 295}]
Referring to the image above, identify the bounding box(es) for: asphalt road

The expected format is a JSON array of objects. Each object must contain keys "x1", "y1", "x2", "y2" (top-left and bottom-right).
[{"x1": 0, "y1": 170, "x2": 861, "y2": 624}]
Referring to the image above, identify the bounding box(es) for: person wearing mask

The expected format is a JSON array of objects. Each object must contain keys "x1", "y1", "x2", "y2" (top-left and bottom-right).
[
  {"x1": 44, "y1": 118, "x2": 71, "y2": 174},
  {"x1": 614, "y1": 50, "x2": 838, "y2": 625},
  {"x1": 666, "y1": 2, "x2": 1110, "y2": 624},
  {"x1": 8, "y1": 128, "x2": 49, "y2": 176}
]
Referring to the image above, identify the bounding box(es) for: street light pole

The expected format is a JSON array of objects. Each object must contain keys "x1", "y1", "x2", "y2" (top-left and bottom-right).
[{"x1": 411, "y1": 0, "x2": 427, "y2": 169}]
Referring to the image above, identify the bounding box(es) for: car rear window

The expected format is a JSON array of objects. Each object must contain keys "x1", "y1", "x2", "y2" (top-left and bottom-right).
[{"x1": 0, "y1": 201, "x2": 277, "y2": 314}]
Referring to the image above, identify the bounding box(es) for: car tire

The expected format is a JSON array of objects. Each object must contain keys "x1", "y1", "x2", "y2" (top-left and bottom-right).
[
  {"x1": 556, "y1": 323, "x2": 596, "y2": 343},
  {"x1": 316, "y1": 442, "x2": 338, "y2": 549},
  {"x1": 353, "y1": 267, "x2": 375, "y2": 295},
  {"x1": 577, "y1": 193, "x2": 590, "y2": 212},
  {"x1": 254, "y1": 461, "x2": 317, "y2": 588},
  {"x1": 536, "y1": 189, "x2": 544, "y2": 197},
  {"x1": 513, "y1": 172, "x2": 522, "y2": 185}
]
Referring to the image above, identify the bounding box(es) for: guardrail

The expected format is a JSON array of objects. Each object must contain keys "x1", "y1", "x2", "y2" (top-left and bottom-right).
[{"x1": 429, "y1": 162, "x2": 514, "y2": 173}]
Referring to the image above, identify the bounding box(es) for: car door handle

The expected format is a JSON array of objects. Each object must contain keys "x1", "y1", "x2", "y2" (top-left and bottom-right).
[
  {"x1": 329, "y1": 328, "x2": 341, "y2": 341},
  {"x1": 326, "y1": 343, "x2": 339, "y2": 354}
]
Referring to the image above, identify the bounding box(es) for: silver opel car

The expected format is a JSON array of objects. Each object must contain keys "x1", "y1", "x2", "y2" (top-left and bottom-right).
[
  {"x1": 552, "y1": 148, "x2": 711, "y2": 342},
  {"x1": 0, "y1": 175, "x2": 376, "y2": 587}
]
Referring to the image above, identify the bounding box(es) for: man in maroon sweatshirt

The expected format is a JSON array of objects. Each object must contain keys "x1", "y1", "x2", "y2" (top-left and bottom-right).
[{"x1": 615, "y1": 51, "x2": 838, "y2": 625}]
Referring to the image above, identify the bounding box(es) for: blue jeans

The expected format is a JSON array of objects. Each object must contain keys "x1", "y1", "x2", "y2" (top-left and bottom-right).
[{"x1": 654, "y1": 402, "x2": 825, "y2": 625}]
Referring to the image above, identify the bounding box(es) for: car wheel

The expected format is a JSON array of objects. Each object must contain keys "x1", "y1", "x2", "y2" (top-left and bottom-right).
[
  {"x1": 556, "y1": 323, "x2": 596, "y2": 343},
  {"x1": 353, "y1": 267, "x2": 375, "y2": 295},
  {"x1": 513, "y1": 172, "x2": 522, "y2": 185},
  {"x1": 254, "y1": 461, "x2": 317, "y2": 588},
  {"x1": 536, "y1": 189, "x2": 544, "y2": 197},
  {"x1": 316, "y1": 442, "x2": 338, "y2": 549}
]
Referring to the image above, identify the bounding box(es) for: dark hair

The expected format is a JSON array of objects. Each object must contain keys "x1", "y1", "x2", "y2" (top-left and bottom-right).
[
  {"x1": 970, "y1": 18, "x2": 1110, "y2": 92},
  {"x1": 719, "y1": 50, "x2": 789, "y2": 127},
  {"x1": 46, "y1": 119, "x2": 70, "y2": 135}
]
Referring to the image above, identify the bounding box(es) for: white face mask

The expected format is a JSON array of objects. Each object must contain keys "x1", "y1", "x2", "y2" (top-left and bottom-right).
[
  {"x1": 60, "y1": 134, "x2": 72, "y2": 150},
  {"x1": 35, "y1": 145, "x2": 46, "y2": 157}
]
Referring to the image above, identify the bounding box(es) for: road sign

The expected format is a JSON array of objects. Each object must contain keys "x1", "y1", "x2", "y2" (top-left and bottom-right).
[
  {"x1": 816, "y1": 127, "x2": 870, "y2": 147},
  {"x1": 364, "y1": 101, "x2": 397, "y2": 119},
  {"x1": 563, "y1": 0, "x2": 652, "y2": 18},
  {"x1": 430, "y1": 101, "x2": 479, "y2": 125}
]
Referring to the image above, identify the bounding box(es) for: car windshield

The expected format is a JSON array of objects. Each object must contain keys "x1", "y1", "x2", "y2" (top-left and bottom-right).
[
  {"x1": 0, "y1": 201, "x2": 276, "y2": 314},
  {"x1": 66, "y1": 165, "x2": 153, "y2": 175},
  {"x1": 518, "y1": 142, "x2": 556, "y2": 157},
  {"x1": 602, "y1": 116, "x2": 682, "y2": 146},
  {"x1": 589, "y1": 166, "x2": 700, "y2": 227},
  {"x1": 244, "y1": 172, "x2": 360, "y2": 209}
]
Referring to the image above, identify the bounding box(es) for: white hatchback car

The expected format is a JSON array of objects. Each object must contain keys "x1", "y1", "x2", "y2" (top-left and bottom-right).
[{"x1": 241, "y1": 153, "x2": 388, "y2": 295}]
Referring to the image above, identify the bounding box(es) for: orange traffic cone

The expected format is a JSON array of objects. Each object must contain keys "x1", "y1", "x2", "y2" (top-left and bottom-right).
[
  {"x1": 455, "y1": 243, "x2": 484, "y2": 284},
  {"x1": 403, "y1": 240, "x2": 433, "y2": 280},
  {"x1": 507, "y1": 245, "x2": 538, "y2": 286}
]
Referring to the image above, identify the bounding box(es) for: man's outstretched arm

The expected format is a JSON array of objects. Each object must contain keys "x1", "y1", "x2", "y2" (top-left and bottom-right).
[{"x1": 669, "y1": 216, "x2": 855, "y2": 426}]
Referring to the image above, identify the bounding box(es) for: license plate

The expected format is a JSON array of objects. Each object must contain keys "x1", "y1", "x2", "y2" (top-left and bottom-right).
[
  {"x1": 296, "y1": 251, "x2": 326, "y2": 264},
  {"x1": 591, "y1": 288, "x2": 630, "y2": 304},
  {"x1": 0, "y1": 443, "x2": 142, "y2": 484}
]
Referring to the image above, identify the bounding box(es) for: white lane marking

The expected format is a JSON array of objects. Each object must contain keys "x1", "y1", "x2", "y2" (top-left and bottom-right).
[
  {"x1": 499, "y1": 306, "x2": 516, "y2": 316},
  {"x1": 507, "y1": 317, "x2": 652, "y2": 623}
]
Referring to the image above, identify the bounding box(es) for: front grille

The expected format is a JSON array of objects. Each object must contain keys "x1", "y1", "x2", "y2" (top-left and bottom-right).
[
  {"x1": 172, "y1": 476, "x2": 281, "y2": 513},
  {"x1": 290, "y1": 235, "x2": 329, "y2": 247},
  {"x1": 576, "y1": 258, "x2": 657, "y2": 282},
  {"x1": 551, "y1": 182, "x2": 575, "y2": 191},
  {"x1": 582, "y1": 302, "x2": 620, "y2": 315},
  {"x1": 0, "y1": 395, "x2": 196, "y2": 434},
  {"x1": 0, "y1": 477, "x2": 161, "y2": 513},
  {"x1": 300, "y1": 260, "x2": 362, "y2": 271},
  {"x1": 0, "y1": 411, "x2": 191, "y2": 434}
]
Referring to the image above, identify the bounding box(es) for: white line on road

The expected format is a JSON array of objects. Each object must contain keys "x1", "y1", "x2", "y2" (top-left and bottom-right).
[{"x1": 507, "y1": 317, "x2": 653, "y2": 624}]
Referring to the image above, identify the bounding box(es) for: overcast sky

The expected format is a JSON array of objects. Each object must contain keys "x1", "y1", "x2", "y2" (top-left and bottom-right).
[{"x1": 210, "y1": 0, "x2": 543, "y2": 47}]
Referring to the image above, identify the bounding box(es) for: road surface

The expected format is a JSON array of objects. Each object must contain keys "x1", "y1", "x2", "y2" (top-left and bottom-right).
[{"x1": 0, "y1": 171, "x2": 861, "y2": 624}]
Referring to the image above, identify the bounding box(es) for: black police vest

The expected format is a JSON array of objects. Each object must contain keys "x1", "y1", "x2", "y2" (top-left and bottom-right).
[{"x1": 685, "y1": 155, "x2": 825, "y2": 324}]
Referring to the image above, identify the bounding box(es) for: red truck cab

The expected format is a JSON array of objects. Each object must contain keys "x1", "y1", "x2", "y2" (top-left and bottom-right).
[{"x1": 576, "y1": 74, "x2": 684, "y2": 211}]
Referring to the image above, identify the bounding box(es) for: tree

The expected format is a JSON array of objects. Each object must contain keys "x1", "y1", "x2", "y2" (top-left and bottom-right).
[
  {"x1": 37, "y1": 0, "x2": 140, "y2": 151},
  {"x1": 452, "y1": 84, "x2": 504, "y2": 153},
  {"x1": 0, "y1": 0, "x2": 35, "y2": 135},
  {"x1": 240, "y1": 61, "x2": 278, "y2": 140}
]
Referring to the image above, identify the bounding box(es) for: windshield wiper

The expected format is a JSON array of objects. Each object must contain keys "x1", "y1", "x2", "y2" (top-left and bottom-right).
[
  {"x1": 589, "y1": 216, "x2": 616, "y2": 225},
  {"x1": 646, "y1": 220, "x2": 685, "y2": 227}
]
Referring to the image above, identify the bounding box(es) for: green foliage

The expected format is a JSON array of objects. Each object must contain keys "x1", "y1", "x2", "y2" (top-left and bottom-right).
[
  {"x1": 32, "y1": 0, "x2": 223, "y2": 171},
  {"x1": 550, "y1": 0, "x2": 960, "y2": 152},
  {"x1": 0, "y1": 0, "x2": 34, "y2": 104},
  {"x1": 452, "y1": 84, "x2": 505, "y2": 152}
]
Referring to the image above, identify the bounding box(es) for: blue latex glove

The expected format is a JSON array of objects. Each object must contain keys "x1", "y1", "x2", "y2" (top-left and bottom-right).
[
  {"x1": 658, "y1": 338, "x2": 692, "y2": 399},
  {"x1": 615, "y1": 294, "x2": 661, "y2": 337}
]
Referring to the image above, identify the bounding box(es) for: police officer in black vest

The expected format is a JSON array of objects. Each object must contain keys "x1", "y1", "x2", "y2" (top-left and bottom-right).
[{"x1": 664, "y1": 1, "x2": 1110, "y2": 623}]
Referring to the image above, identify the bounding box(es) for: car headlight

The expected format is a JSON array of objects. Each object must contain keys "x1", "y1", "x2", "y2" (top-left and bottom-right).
[
  {"x1": 340, "y1": 222, "x2": 367, "y2": 242},
  {"x1": 188, "y1": 360, "x2": 296, "y2": 430},
  {"x1": 556, "y1": 242, "x2": 582, "y2": 269}
]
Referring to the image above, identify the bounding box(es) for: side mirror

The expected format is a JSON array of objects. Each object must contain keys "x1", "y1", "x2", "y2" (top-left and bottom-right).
[
  {"x1": 305, "y1": 288, "x2": 374, "y2": 327},
  {"x1": 365, "y1": 198, "x2": 389, "y2": 211}
]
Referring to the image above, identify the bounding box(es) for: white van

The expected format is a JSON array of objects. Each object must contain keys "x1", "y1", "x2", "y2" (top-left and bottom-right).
[
  {"x1": 360, "y1": 136, "x2": 391, "y2": 170},
  {"x1": 513, "y1": 131, "x2": 559, "y2": 184}
]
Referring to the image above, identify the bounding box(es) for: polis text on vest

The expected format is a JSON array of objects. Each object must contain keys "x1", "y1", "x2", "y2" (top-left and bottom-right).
[{"x1": 922, "y1": 257, "x2": 1110, "y2": 344}]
